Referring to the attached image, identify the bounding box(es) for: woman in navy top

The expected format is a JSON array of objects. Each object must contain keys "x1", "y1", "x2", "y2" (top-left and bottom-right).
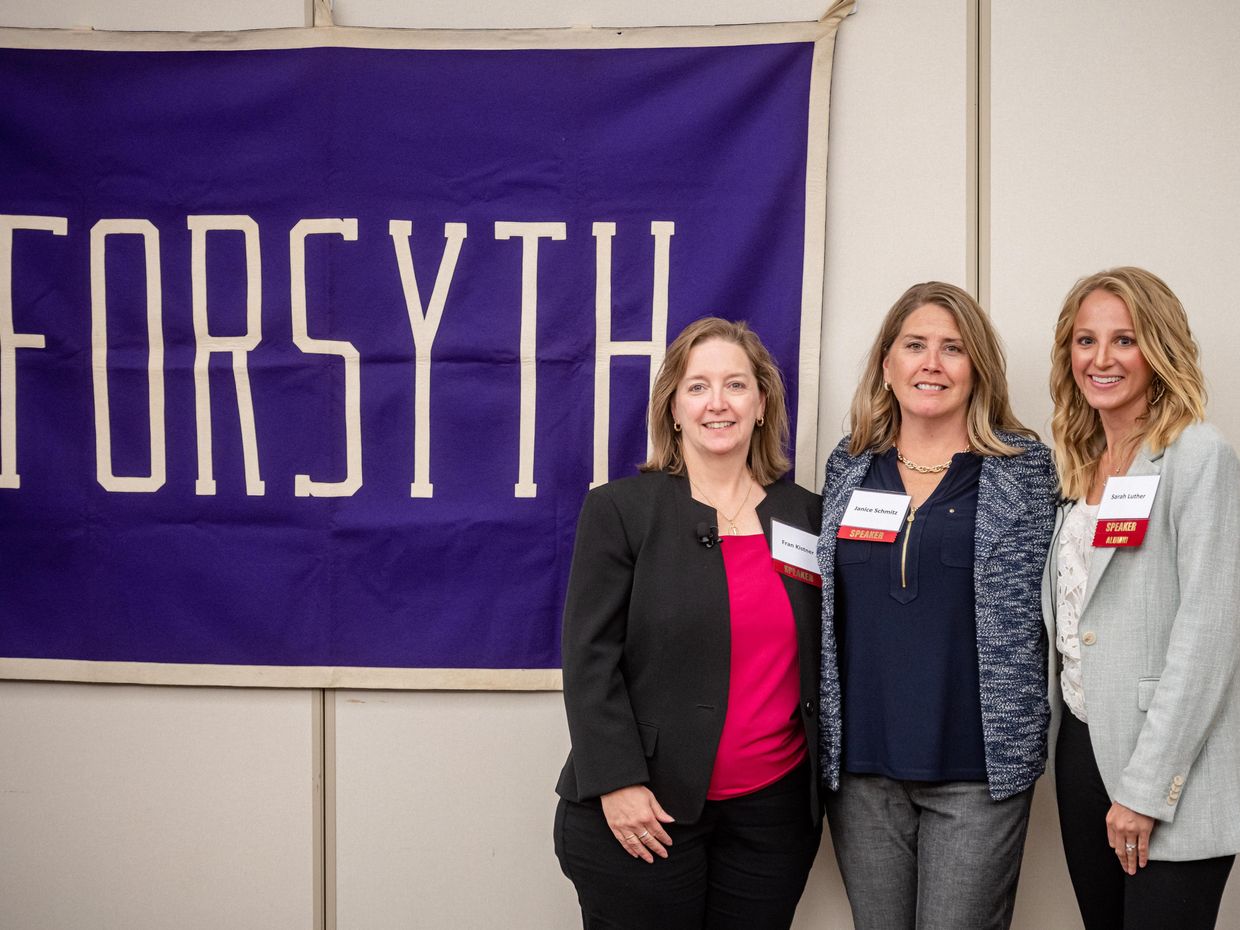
[{"x1": 816, "y1": 282, "x2": 1057, "y2": 930}]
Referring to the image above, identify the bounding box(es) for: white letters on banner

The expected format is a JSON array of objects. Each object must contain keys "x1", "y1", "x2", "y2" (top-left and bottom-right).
[
  {"x1": 493, "y1": 221, "x2": 567, "y2": 499},
  {"x1": 1, "y1": 213, "x2": 678, "y2": 499},
  {"x1": 90, "y1": 218, "x2": 167, "y2": 493},
  {"x1": 389, "y1": 220, "x2": 467, "y2": 499},
  {"x1": 590, "y1": 220, "x2": 673, "y2": 489},
  {"x1": 289, "y1": 218, "x2": 363, "y2": 498},
  {"x1": 0, "y1": 214, "x2": 67, "y2": 489},
  {"x1": 188, "y1": 215, "x2": 266, "y2": 497}
]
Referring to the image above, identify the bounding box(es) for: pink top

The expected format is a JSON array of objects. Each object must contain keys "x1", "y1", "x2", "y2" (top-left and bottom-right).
[{"x1": 706, "y1": 533, "x2": 807, "y2": 800}]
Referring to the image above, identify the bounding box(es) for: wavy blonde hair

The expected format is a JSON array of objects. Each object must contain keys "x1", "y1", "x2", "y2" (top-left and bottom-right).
[
  {"x1": 1050, "y1": 267, "x2": 1206, "y2": 500},
  {"x1": 642, "y1": 317, "x2": 791, "y2": 485},
  {"x1": 847, "y1": 282, "x2": 1034, "y2": 456}
]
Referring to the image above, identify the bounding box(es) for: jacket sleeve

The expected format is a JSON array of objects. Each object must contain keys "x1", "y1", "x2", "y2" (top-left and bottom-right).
[
  {"x1": 1115, "y1": 433, "x2": 1240, "y2": 821},
  {"x1": 976, "y1": 443, "x2": 1058, "y2": 798},
  {"x1": 559, "y1": 487, "x2": 650, "y2": 800}
]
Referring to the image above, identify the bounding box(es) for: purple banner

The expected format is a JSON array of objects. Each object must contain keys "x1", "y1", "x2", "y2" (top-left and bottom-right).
[{"x1": 0, "y1": 39, "x2": 816, "y2": 678}]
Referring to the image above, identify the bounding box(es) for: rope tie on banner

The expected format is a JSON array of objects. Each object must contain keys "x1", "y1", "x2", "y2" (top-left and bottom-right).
[
  {"x1": 821, "y1": 0, "x2": 859, "y2": 22},
  {"x1": 313, "y1": 0, "x2": 335, "y2": 28}
]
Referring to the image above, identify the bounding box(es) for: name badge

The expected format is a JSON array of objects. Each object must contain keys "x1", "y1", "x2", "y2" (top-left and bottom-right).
[
  {"x1": 836, "y1": 489, "x2": 912, "y2": 543},
  {"x1": 771, "y1": 520, "x2": 822, "y2": 587},
  {"x1": 1093, "y1": 475, "x2": 1160, "y2": 547}
]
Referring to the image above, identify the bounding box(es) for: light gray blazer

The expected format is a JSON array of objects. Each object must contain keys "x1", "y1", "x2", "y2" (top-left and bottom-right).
[{"x1": 1043, "y1": 422, "x2": 1240, "y2": 860}]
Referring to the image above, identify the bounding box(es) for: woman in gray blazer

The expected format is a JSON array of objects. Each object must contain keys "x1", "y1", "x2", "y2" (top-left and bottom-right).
[{"x1": 1046, "y1": 267, "x2": 1239, "y2": 930}]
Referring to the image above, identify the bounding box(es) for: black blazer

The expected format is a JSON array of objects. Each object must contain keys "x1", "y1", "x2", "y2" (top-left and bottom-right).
[{"x1": 555, "y1": 470, "x2": 823, "y2": 825}]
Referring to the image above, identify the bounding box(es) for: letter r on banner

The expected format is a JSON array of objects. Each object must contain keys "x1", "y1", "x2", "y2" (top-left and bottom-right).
[{"x1": 187, "y1": 215, "x2": 265, "y2": 497}]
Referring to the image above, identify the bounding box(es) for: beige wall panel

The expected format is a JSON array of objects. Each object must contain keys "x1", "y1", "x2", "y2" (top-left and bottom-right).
[
  {"x1": 330, "y1": 688, "x2": 859, "y2": 929},
  {"x1": 332, "y1": 690, "x2": 580, "y2": 928},
  {"x1": 818, "y1": 0, "x2": 972, "y2": 469},
  {"x1": 0, "y1": 681, "x2": 317, "y2": 930},
  {"x1": 989, "y1": 0, "x2": 1240, "y2": 444}
]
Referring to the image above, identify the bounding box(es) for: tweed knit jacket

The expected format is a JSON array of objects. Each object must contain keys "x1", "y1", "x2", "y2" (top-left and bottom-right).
[{"x1": 816, "y1": 432, "x2": 1058, "y2": 800}]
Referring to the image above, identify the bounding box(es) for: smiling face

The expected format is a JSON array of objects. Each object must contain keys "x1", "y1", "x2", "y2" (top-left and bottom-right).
[
  {"x1": 1070, "y1": 288, "x2": 1154, "y2": 425},
  {"x1": 671, "y1": 338, "x2": 765, "y2": 468},
  {"x1": 882, "y1": 303, "x2": 974, "y2": 430}
]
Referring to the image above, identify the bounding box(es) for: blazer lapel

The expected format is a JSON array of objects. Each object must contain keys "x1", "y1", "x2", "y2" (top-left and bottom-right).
[
  {"x1": 1043, "y1": 499, "x2": 1072, "y2": 624},
  {"x1": 1080, "y1": 445, "x2": 1164, "y2": 614}
]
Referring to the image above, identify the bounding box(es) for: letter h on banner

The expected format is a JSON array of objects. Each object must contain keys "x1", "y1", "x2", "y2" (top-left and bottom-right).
[{"x1": 591, "y1": 220, "x2": 673, "y2": 488}]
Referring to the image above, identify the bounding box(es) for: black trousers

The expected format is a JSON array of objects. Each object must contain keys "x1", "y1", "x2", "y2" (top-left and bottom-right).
[
  {"x1": 554, "y1": 761, "x2": 821, "y2": 930},
  {"x1": 1055, "y1": 711, "x2": 1235, "y2": 930}
]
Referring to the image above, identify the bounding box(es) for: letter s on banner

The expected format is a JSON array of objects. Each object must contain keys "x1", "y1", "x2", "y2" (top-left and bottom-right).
[{"x1": 289, "y1": 218, "x2": 363, "y2": 498}]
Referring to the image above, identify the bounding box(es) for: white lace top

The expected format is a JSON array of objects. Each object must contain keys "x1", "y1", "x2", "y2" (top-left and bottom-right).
[{"x1": 1056, "y1": 501, "x2": 1098, "y2": 723}]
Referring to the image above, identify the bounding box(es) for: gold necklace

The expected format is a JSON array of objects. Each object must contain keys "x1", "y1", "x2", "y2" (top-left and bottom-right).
[
  {"x1": 1101, "y1": 444, "x2": 1134, "y2": 476},
  {"x1": 691, "y1": 477, "x2": 754, "y2": 535},
  {"x1": 895, "y1": 445, "x2": 969, "y2": 475}
]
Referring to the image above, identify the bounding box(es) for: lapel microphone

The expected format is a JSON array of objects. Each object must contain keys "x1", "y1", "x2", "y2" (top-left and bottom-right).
[{"x1": 695, "y1": 523, "x2": 719, "y2": 549}]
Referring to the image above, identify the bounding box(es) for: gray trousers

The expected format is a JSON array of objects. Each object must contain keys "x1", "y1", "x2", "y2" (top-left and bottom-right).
[{"x1": 824, "y1": 773, "x2": 1034, "y2": 930}]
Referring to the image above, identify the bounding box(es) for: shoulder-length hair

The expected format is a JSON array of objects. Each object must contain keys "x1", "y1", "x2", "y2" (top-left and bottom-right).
[
  {"x1": 1050, "y1": 266, "x2": 1206, "y2": 500},
  {"x1": 847, "y1": 281, "x2": 1035, "y2": 457},
  {"x1": 642, "y1": 317, "x2": 791, "y2": 485}
]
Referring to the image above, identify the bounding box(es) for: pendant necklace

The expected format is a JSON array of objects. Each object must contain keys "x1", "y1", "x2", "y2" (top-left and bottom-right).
[{"x1": 691, "y1": 477, "x2": 754, "y2": 535}]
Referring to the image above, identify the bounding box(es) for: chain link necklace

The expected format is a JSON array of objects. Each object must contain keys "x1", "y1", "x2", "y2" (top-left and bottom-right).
[
  {"x1": 895, "y1": 444, "x2": 970, "y2": 475},
  {"x1": 691, "y1": 477, "x2": 754, "y2": 535}
]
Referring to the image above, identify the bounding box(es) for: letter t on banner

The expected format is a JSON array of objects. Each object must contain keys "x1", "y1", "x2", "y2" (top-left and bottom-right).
[
  {"x1": 590, "y1": 221, "x2": 673, "y2": 488},
  {"x1": 494, "y1": 221, "x2": 566, "y2": 498}
]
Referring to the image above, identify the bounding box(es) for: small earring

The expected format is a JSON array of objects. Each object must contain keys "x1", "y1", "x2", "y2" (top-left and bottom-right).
[
  {"x1": 755, "y1": 416, "x2": 765, "y2": 427},
  {"x1": 883, "y1": 382, "x2": 891, "y2": 392},
  {"x1": 673, "y1": 421, "x2": 682, "y2": 433},
  {"x1": 1149, "y1": 379, "x2": 1166, "y2": 406}
]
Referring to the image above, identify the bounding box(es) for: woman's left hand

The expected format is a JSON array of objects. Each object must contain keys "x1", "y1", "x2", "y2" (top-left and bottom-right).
[{"x1": 1106, "y1": 802, "x2": 1154, "y2": 874}]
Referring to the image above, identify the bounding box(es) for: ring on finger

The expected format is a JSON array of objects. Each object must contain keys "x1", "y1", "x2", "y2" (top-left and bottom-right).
[
  {"x1": 623, "y1": 833, "x2": 638, "y2": 842},
  {"x1": 1124, "y1": 842, "x2": 1137, "y2": 851},
  {"x1": 637, "y1": 830, "x2": 650, "y2": 840}
]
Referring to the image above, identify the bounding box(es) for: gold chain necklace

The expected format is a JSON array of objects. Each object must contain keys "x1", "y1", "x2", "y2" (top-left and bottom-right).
[
  {"x1": 1102, "y1": 445, "x2": 1134, "y2": 476},
  {"x1": 691, "y1": 477, "x2": 754, "y2": 535},
  {"x1": 895, "y1": 444, "x2": 969, "y2": 475}
]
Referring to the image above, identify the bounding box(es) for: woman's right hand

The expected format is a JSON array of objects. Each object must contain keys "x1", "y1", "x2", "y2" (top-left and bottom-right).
[{"x1": 600, "y1": 785, "x2": 676, "y2": 862}]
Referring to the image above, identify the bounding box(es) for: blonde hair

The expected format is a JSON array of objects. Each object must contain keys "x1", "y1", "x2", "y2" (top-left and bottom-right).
[
  {"x1": 1050, "y1": 267, "x2": 1206, "y2": 500},
  {"x1": 847, "y1": 281, "x2": 1034, "y2": 456},
  {"x1": 642, "y1": 317, "x2": 791, "y2": 485}
]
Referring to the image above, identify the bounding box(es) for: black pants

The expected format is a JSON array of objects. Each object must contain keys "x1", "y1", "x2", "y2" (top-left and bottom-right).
[
  {"x1": 554, "y1": 761, "x2": 821, "y2": 930},
  {"x1": 1055, "y1": 711, "x2": 1235, "y2": 930}
]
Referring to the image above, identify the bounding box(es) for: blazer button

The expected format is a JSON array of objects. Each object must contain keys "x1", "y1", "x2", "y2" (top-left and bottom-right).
[
  {"x1": 804, "y1": 700, "x2": 816, "y2": 715},
  {"x1": 1080, "y1": 631, "x2": 1097, "y2": 646},
  {"x1": 1172, "y1": 775, "x2": 1185, "y2": 786}
]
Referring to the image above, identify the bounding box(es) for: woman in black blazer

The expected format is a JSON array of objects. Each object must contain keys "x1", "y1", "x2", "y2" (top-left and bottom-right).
[{"x1": 554, "y1": 318, "x2": 824, "y2": 930}]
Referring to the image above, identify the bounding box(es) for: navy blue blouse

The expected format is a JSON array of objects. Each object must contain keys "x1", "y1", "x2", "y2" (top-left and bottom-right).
[{"x1": 834, "y1": 447, "x2": 987, "y2": 781}]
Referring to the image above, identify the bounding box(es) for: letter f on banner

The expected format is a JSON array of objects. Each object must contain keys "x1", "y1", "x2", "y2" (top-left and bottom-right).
[{"x1": 0, "y1": 214, "x2": 67, "y2": 489}]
